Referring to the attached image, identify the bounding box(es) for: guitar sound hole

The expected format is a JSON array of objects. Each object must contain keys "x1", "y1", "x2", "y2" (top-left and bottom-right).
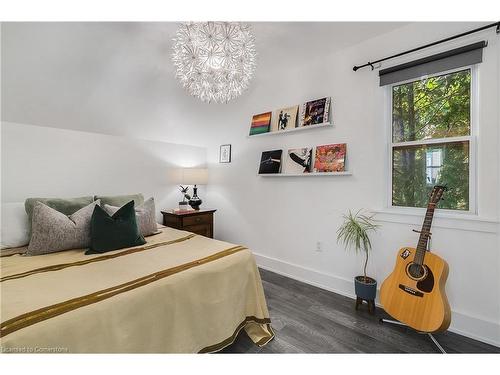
[{"x1": 407, "y1": 263, "x2": 426, "y2": 280}]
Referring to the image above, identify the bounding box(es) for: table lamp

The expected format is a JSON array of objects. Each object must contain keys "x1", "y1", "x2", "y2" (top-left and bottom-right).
[{"x1": 176, "y1": 168, "x2": 208, "y2": 210}]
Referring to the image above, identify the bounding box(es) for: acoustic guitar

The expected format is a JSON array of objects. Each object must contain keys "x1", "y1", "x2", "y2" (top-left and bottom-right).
[{"x1": 380, "y1": 185, "x2": 451, "y2": 333}]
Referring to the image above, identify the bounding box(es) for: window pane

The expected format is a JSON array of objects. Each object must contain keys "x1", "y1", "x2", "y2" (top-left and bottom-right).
[
  {"x1": 392, "y1": 141, "x2": 469, "y2": 210},
  {"x1": 392, "y1": 69, "x2": 471, "y2": 143}
]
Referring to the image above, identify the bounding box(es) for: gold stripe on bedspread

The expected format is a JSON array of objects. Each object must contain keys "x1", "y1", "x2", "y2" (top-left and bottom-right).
[
  {"x1": 0, "y1": 234, "x2": 196, "y2": 283},
  {"x1": 0, "y1": 245, "x2": 247, "y2": 338},
  {"x1": 0, "y1": 252, "x2": 25, "y2": 258}
]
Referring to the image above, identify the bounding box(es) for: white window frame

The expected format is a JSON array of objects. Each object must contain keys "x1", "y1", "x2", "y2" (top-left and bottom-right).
[{"x1": 386, "y1": 65, "x2": 478, "y2": 215}]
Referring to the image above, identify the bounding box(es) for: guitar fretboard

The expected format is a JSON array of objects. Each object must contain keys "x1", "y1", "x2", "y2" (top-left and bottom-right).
[{"x1": 414, "y1": 203, "x2": 436, "y2": 265}]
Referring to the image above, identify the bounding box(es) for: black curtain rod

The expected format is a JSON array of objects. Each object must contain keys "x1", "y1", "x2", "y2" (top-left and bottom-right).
[{"x1": 353, "y1": 22, "x2": 500, "y2": 72}]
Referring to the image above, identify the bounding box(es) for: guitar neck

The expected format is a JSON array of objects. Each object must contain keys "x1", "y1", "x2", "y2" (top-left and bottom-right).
[{"x1": 414, "y1": 203, "x2": 436, "y2": 265}]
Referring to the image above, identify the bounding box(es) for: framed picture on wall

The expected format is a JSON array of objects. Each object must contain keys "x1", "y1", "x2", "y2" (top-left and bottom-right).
[{"x1": 219, "y1": 144, "x2": 231, "y2": 163}]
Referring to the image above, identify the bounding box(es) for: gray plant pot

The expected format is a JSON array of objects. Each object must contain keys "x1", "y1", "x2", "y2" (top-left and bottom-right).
[{"x1": 354, "y1": 276, "x2": 377, "y2": 300}]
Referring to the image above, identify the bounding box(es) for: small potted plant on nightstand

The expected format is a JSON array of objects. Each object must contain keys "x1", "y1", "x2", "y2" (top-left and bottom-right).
[{"x1": 337, "y1": 209, "x2": 380, "y2": 313}]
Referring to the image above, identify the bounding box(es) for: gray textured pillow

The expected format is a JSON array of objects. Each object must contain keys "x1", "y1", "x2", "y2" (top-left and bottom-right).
[
  {"x1": 25, "y1": 196, "x2": 94, "y2": 225},
  {"x1": 104, "y1": 197, "x2": 158, "y2": 237},
  {"x1": 26, "y1": 200, "x2": 100, "y2": 256}
]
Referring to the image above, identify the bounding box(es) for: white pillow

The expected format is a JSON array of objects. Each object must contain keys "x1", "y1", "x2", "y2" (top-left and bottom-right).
[{"x1": 1, "y1": 202, "x2": 30, "y2": 249}]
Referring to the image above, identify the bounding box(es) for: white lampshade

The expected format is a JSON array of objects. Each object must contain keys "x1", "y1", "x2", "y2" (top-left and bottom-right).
[{"x1": 174, "y1": 168, "x2": 208, "y2": 185}]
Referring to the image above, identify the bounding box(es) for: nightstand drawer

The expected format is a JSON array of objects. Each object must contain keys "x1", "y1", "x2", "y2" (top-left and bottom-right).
[
  {"x1": 184, "y1": 224, "x2": 211, "y2": 237},
  {"x1": 182, "y1": 213, "x2": 212, "y2": 226},
  {"x1": 161, "y1": 209, "x2": 216, "y2": 239}
]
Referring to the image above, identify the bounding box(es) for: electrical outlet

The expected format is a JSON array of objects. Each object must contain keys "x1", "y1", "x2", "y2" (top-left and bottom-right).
[{"x1": 316, "y1": 241, "x2": 323, "y2": 252}]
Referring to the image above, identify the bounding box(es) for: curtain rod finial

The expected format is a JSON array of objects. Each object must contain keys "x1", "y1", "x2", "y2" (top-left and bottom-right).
[{"x1": 353, "y1": 66, "x2": 359, "y2": 72}]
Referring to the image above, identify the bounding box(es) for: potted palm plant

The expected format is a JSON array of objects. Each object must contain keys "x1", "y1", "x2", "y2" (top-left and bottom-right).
[{"x1": 337, "y1": 209, "x2": 380, "y2": 307}]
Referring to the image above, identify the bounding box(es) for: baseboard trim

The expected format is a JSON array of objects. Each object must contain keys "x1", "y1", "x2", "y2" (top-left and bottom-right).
[{"x1": 254, "y1": 252, "x2": 500, "y2": 348}]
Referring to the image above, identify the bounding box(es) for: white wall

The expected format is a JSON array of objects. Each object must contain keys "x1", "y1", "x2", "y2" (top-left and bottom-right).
[
  {"x1": 1, "y1": 122, "x2": 207, "y2": 221},
  {"x1": 0, "y1": 22, "x2": 406, "y2": 146},
  {"x1": 1, "y1": 22, "x2": 499, "y2": 347},
  {"x1": 201, "y1": 23, "x2": 500, "y2": 346}
]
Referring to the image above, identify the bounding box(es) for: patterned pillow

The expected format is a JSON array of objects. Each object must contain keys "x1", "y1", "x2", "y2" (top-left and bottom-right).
[
  {"x1": 25, "y1": 196, "x2": 94, "y2": 224},
  {"x1": 26, "y1": 200, "x2": 100, "y2": 256},
  {"x1": 104, "y1": 197, "x2": 158, "y2": 237}
]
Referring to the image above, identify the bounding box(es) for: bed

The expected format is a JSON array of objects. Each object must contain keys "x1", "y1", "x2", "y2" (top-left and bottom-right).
[{"x1": 0, "y1": 227, "x2": 274, "y2": 353}]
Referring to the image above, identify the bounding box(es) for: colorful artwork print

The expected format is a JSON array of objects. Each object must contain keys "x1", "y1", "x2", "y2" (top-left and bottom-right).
[
  {"x1": 249, "y1": 112, "x2": 272, "y2": 135},
  {"x1": 314, "y1": 144, "x2": 346, "y2": 172},
  {"x1": 271, "y1": 105, "x2": 299, "y2": 132},
  {"x1": 300, "y1": 97, "x2": 331, "y2": 126},
  {"x1": 258, "y1": 150, "x2": 283, "y2": 174},
  {"x1": 284, "y1": 148, "x2": 313, "y2": 174}
]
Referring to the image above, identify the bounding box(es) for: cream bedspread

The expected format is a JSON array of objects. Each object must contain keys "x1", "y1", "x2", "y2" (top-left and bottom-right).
[{"x1": 0, "y1": 228, "x2": 274, "y2": 353}]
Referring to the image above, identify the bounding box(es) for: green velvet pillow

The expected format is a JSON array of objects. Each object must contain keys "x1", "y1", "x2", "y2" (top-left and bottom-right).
[
  {"x1": 94, "y1": 194, "x2": 144, "y2": 207},
  {"x1": 25, "y1": 196, "x2": 94, "y2": 224},
  {"x1": 86, "y1": 200, "x2": 146, "y2": 254}
]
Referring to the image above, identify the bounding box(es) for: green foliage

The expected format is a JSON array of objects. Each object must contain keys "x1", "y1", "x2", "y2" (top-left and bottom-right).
[
  {"x1": 437, "y1": 143, "x2": 469, "y2": 210},
  {"x1": 392, "y1": 69, "x2": 470, "y2": 142},
  {"x1": 391, "y1": 69, "x2": 471, "y2": 210},
  {"x1": 337, "y1": 210, "x2": 379, "y2": 280},
  {"x1": 392, "y1": 142, "x2": 469, "y2": 210}
]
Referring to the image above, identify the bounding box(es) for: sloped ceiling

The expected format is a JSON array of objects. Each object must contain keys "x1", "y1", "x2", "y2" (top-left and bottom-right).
[{"x1": 1, "y1": 22, "x2": 408, "y2": 143}]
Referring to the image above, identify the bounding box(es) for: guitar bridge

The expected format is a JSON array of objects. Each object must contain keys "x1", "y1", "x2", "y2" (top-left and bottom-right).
[{"x1": 399, "y1": 284, "x2": 424, "y2": 297}]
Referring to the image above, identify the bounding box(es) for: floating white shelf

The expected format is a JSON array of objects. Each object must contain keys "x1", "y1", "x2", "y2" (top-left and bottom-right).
[
  {"x1": 259, "y1": 171, "x2": 352, "y2": 177},
  {"x1": 248, "y1": 122, "x2": 332, "y2": 137}
]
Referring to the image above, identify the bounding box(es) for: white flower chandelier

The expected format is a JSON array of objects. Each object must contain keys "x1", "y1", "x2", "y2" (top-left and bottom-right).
[{"x1": 172, "y1": 22, "x2": 257, "y2": 104}]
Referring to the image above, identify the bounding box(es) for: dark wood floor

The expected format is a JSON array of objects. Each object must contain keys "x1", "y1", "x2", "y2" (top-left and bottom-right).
[{"x1": 222, "y1": 269, "x2": 500, "y2": 353}]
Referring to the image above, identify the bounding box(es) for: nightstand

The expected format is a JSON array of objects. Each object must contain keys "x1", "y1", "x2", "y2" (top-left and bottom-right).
[{"x1": 161, "y1": 209, "x2": 216, "y2": 238}]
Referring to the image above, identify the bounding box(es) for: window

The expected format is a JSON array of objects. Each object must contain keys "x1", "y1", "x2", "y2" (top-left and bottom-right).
[{"x1": 390, "y1": 68, "x2": 473, "y2": 211}]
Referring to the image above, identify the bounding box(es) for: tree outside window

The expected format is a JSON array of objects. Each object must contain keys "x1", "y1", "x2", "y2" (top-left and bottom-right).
[{"x1": 391, "y1": 69, "x2": 471, "y2": 211}]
